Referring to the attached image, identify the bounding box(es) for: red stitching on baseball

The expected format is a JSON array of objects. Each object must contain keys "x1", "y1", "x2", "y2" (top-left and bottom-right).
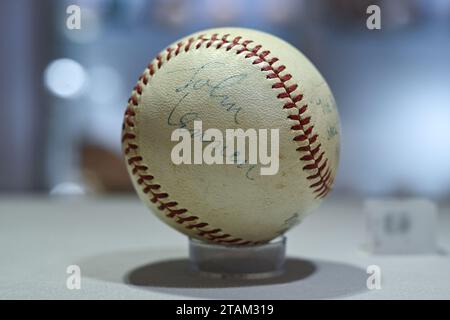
[
  {"x1": 122, "y1": 33, "x2": 335, "y2": 246},
  {"x1": 176, "y1": 216, "x2": 198, "y2": 224},
  {"x1": 187, "y1": 222, "x2": 208, "y2": 229},
  {"x1": 166, "y1": 48, "x2": 173, "y2": 61},
  {"x1": 148, "y1": 64, "x2": 155, "y2": 76},
  {"x1": 156, "y1": 55, "x2": 163, "y2": 69}
]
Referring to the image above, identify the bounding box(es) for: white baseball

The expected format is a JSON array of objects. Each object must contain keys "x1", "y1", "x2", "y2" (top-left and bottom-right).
[{"x1": 122, "y1": 28, "x2": 340, "y2": 245}]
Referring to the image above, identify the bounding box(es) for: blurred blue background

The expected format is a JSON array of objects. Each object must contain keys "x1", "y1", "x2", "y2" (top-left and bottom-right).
[{"x1": 1, "y1": 0, "x2": 449, "y2": 199}]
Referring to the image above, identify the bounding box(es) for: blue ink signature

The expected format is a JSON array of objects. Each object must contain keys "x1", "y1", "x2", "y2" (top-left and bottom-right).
[{"x1": 167, "y1": 61, "x2": 247, "y2": 131}]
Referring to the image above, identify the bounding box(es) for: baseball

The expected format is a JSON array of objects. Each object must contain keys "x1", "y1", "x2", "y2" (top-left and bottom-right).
[{"x1": 122, "y1": 27, "x2": 340, "y2": 245}]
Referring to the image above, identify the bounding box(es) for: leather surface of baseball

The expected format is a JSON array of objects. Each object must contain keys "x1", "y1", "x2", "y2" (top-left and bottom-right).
[{"x1": 122, "y1": 27, "x2": 340, "y2": 245}]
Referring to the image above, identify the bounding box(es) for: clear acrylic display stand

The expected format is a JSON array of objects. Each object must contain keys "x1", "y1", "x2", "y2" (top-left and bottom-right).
[{"x1": 189, "y1": 236, "x2": 286, "y2": 279}]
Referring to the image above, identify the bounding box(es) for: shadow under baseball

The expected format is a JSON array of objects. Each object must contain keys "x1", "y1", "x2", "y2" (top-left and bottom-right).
[
  {"x1": 126, "y1": 258, "x2": 316, "y2": 288},
  {"x1": 79, "y1": 247, "x2": 368, "y2": 299}
]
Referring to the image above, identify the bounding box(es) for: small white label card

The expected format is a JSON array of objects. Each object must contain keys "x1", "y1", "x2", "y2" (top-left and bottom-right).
[{"x1": 364, "y1": 198, "x2": 437, "y2": 254}]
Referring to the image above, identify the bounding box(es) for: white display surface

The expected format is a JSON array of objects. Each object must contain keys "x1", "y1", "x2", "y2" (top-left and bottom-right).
[{"x1": 0, "y1": 195, "x2": 449, "y2": 300}]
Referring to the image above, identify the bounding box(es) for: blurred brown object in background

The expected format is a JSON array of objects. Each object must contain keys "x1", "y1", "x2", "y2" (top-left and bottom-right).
[{"x1": 80, "y1": 144, "x2": 133, "y2": 193}]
